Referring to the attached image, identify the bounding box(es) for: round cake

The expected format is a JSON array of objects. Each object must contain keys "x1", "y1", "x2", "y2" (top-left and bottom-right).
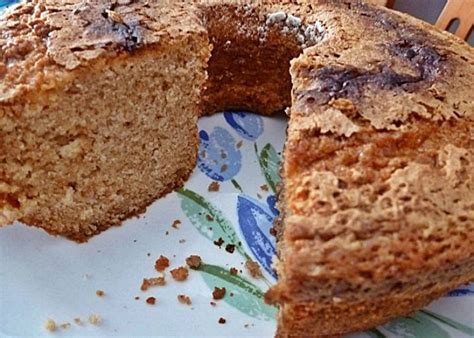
[{"x1": 1, "y1": 1, "x2": 473, "y2": 336}]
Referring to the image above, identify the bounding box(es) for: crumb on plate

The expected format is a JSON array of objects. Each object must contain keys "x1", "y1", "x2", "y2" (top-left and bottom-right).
[
  {"x1": 186, "y1": 255, "x2": 202, "y2": 269},
  {"x1": 60, "y1": 322, "x2": 71, "y2": 330},
  {"x1": 44, "y1": 319, "x2": 56, "y2": 332},
  {"x1": 141, "y1": 277, "x2": 166, "y2": 291},
  {"x1": 172, "y1": 219, "x2": 181, "y2": 229},
  {"x1": 208, "y1": 181, "x2": 220, "y2": 192},
  {"x1": 170, "y1": 266, "x2": 189, "y2": 281},
  {"x1": 177, "y1": 294, "x2": 192, "y2": 305},
  {"x1": 213, "y1": 237, "x2": 224, "y2": 247},
  {"x1": 212, "y1": 287, "x2": 226, "y2": 300},
  {"x1": 89, "y1": 314, "x2": 101, "y2": 325},
  {"x1": 245, "y1": 259, "x2": 263, "y2": 279},
  {"x1": 155, "y1": 255, "x2": 170, "y2": 272},
  {"x1": 225, "y1": 244, "x2": 235, "y2": 254}
]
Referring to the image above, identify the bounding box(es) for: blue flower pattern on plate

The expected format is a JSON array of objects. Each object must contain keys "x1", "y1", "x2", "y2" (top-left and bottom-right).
[
  {"x1": 237, "y1": 194, "x2": 277, "y2": 279},
  {"x1": 0, "y1": 0, "x2": 19, "y2": 9},
  {"x1": 266, "y1": 195, "x2": 279, "y2": 217},
  {"x1": 224, "y1": 111, "x2": 264, "y2": 141},
  {"x1": 447, "y1": 283, "x2": 474, "y2": 297},
  {"x1": 198, "y1": 127, "x2": 242, "y2": 181}
]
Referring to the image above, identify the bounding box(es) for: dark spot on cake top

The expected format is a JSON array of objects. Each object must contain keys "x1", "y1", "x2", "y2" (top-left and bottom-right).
[
  {"x1": 80, "y1": 3, "x2": 143, "y2": 53},
  {"x1": 296, "y1": 1, "x2": 456, "y2": 113}
]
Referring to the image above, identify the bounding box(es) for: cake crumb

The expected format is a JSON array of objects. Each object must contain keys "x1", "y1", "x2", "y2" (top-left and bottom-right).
[
  {"x1": 96, "y1": 290, "x2": 105, "y2": 297},
  {"x1": 172, "y1": 219, "x2": 181, "y2": 229},
  {"x1": 218, "y1": 317, "x2": 226, "y2": 324},
  {"x1": 208, "y1": 181, "x2": 220, "y2": 192},
  {"x1": 146, "y1": 297, "x2": 156, "y2": 305},
  {"x1": 260, "y1": 184, "x2": 269, "y2": 191},
  {"x1": 155, "y1": 255, "x2": 170, "y2": 272},
  {"x1": 225, "y1": 244, "x2": 235, "y2": 254},
  {"x1": 44, "y1": 319, "x2": 56, "y2": 332},
  {"x1": 73, "y1": 317, "x2": 82, "y2": 325},
  {"x1": 170, "y1": 266, "x2": 189, "y2": 281},
  {"x1": 230, "y1": 267, "x2": 238, "y2": 275},
  {"x1": 269, "y1": 227, "x2": 277, "y2": 236},
  {"x1": 141, "y1": 277, "x2": 166, "y2": 291},
  {"x1": 236, "y1": 140, "x2": 243, "y2": 148},
  {"x1": 213, "y1": 237, "x2": 224, "y2": 247},
  {"x1": 212, "y1": 287, "x2": 226, "y2": 300},
  {"x1": 177, "y1": 294, "x2": 192, "y2": 305},
  {"x1": 186, "y1": 255, "x2": 202, "y2": 269},
  {"x1": 134, "y1": 296, "x2": 140, "y2": 300},
  {"x1": 246, "y1": 260, "x2": 263, "y2": 278},
  {"x1": 89, "y1": 314, "x2": 101, "y2": 325},
  {"x1": 179, "y1": 239, "x2": 186, "y2": 244},
  {"x1": 60, "y1": 322, "x2": 71, "y2": 330},
  {"x1": 206, "y1": 214, "x2": 214, "y2": 221},
  {"x1": 210, "y1": 301, "x2": 217, "y2": 306}
]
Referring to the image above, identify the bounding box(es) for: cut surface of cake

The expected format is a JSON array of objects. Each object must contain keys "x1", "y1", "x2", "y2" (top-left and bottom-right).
[
  {"x1": 0, "y1": 1, "x2": 211, "y2": 241},
  {"x1": 1, "y1": 0, "x2": 473, "y2": 336}
]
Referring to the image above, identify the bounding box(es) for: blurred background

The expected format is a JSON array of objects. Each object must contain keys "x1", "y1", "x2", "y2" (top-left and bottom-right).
[{"x1": 393, "y1": 0, "x2": 474, "y2": 45}]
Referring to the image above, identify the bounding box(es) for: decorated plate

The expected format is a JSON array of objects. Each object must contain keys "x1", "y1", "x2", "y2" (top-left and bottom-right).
[{"x1": 0, "y1": 2, "x2": 473, "y2": 337}]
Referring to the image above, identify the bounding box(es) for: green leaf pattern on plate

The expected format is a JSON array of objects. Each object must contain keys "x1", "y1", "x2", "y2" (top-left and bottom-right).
[
  {"x1": 383, "y1": 312, "x2": 451, "y2": 338},
  {"x1": 420, "y1": 310, "x2": 474, "y2": 336},
  {"x1": 367, "y1": 328, "x2": 388, "y2": 338},
  {"x1": 255, "y1": 143, "x2": 282, "y2": 194},
  {"x1": 178, "y1": 188, "x2": 249, "y2": 259},
  {"x1": 198, "y1": 264, "x2": 277, "y2": 321}
]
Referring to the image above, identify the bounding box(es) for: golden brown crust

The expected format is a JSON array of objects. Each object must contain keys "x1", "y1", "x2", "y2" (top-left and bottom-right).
[
  {"x1": 267, "y1": 2, "x2": 474, "y2": 337},
  {"x1": 0, "y1": 0, "x2": 206, "y2": 104},
  {"x1": 274, "y1": 258, "x2": 473, "y2": 337}
]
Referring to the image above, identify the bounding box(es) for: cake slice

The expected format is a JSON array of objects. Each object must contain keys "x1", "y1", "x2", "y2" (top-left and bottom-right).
[
  {"x1": 0, "y1": 1, "x2": 210, "y2": 241},
  {"x1": 265, "y1": 3, "x2": 474, "y2": 336}
]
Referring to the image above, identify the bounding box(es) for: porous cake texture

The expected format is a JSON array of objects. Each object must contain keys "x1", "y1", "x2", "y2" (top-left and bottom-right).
[
  {"x1": 0, "y1": 1, "x2": 211, "y2": 241},
  {"x1": 1, "y1": 1, "x2": 473, "y2": 336}
]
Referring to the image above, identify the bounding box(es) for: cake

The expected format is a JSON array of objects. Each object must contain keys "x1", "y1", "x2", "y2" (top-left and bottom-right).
[{"x1": 1, "y1": 0, "x2": 473, "y2": 337}]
